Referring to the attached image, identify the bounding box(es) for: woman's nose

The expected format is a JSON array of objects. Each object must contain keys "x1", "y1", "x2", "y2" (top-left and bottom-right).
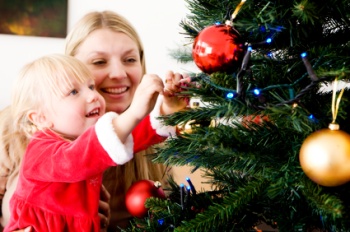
[{"x1": 109, "y1": 61, "x2": 127, "y2": 79}]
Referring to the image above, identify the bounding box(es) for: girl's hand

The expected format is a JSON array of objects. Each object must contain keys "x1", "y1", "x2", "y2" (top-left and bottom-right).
[
  {"x1": 129, "y1": 74, "x2": 164, "y2": 120},
  {"x1": 162, "y1": 70, "x2": 190, "y2": 115},
  {"x1": 99, "y1": 184, "x2": 111, "y2": 232}
]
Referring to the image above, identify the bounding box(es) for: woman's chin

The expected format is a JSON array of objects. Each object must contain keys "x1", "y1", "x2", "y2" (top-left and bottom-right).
[{"x1": 106, "y1": 103, "x2": 129, "y2": 114}]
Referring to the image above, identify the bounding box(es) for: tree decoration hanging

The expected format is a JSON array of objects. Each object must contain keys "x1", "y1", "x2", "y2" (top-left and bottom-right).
[
  {"x1": 192, "y1": 23, "x2": 245, "y2": 74},
  {"x1": 299, "y1": 79, "x2": 350, "y2": 187},
  {"x1": 191, "y1": 0, "x2": 247, "y2": 74},
  {"x1": 125, "y1": 180, "x2": 166, "y2": 218}
]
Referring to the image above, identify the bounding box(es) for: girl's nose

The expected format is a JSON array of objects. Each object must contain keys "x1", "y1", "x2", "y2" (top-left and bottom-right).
[{"x1": 87, "y1": 90, "x2": 99, "y2": 103}]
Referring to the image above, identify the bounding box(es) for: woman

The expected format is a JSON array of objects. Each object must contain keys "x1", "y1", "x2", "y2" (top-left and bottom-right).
[{"x1": 65, "y1": 10, "x2": 188, "y2": 231}]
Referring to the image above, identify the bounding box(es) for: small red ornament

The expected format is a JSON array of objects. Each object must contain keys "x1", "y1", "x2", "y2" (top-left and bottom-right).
[
  {"x1": 242, "y1": 115, "x2": 269, "y2": 127},
  {"x1": 125, "y1": 180, "x2": 166, "y2": 218},
  {"x1": 192, "y1": 24, "x2": 245, "y2": 74}
]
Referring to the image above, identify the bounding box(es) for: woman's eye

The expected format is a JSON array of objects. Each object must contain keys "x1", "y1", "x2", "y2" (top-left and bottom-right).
[
  {"x1": 92, "y1": 60, "x2": 106, "y2": 65},
  {"x1": 126, "y1": 57, "x2": 137, "y2": 63},
  {"x1": 70, "y1": 89, "x2": 78, "y2": 95}
]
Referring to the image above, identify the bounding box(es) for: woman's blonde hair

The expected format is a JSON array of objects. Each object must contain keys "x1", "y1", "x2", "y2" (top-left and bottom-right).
[
  {"x1": 11, "y1": 54, "x2": 95, "y2": 138},
  {"x1": 65, "y1": 10, "x2": 146, "y2": 75},
  {"x1": 65, "y1": 11, "x2": 169, "y2": 226}
]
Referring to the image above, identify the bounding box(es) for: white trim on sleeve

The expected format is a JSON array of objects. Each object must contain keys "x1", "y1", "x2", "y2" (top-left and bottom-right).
[
  {"x1": 95, "y1": 112, "x2": 134, "y2": 165},
  {"x1": 150, "y1": 95, "x2": 177, "y2": 137}
]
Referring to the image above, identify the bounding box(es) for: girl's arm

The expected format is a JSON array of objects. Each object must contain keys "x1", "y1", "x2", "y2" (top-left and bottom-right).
[
  {"x1": 112, "y1": 74, "x2": 164, "y2": 143},
  {"x1": 23, "y1": 112, "x2": 133, "y2": 182}
]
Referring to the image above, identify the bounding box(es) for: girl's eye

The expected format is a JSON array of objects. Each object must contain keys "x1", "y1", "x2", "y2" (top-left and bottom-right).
[
  {"x1": 89, "y1": 85, "x2": 95, "y2": 90},
  {"x1": 70, "y1": 89, "x2": 78, "y2": 95}
]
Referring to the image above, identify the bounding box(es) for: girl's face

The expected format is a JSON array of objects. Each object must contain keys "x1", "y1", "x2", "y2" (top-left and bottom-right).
[
  {"x1": 45, "y1": 78, "x2": 105, "y2": 139},
  {"x1": 74, "y1": 29, "x2": 143, "y2": 114}
]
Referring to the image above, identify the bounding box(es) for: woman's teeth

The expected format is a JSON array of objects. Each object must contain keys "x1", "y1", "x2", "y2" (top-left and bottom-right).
[{"x1": 104, "y1": 87, "x2": 127, "y2": 94}]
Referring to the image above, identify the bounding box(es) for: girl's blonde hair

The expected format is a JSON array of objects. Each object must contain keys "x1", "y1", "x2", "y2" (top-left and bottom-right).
[
  {"x1": 65, "y1": 11, "x2": 169, "y2": 225},
  {"x1": 11, "y1": 54, "x2": 95, "y2": 138},
  {"x1": 65, "y1": 10, "x2": 146, "y2": 75}
]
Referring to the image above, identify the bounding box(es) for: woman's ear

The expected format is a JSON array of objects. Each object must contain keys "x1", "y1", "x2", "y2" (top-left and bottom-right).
[{"x1": 27, "y1": 110, "x2": 52, "y2": 128}]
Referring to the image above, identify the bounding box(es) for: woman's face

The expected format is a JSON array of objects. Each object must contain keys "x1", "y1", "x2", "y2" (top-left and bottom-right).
[{"x1": 74, "y1": 28, "x2": 143, "y2": 113}]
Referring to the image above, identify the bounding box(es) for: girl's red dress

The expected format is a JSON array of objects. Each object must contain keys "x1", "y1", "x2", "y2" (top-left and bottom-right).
[{"x1": 4, "y1": 112, "x2": 134, "y2": 232}]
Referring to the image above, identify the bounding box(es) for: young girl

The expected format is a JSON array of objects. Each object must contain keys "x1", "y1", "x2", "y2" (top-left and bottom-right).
[{"x1": 4, "y1": 54, "x2": 165, "y2": 232}]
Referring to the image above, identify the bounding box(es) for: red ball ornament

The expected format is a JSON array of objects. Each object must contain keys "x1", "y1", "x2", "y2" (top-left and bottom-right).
[
  {"x1": 125, "y1": 180, "x2": 166, "y2": 218},
  {"x1": 192, "y1": 24, "x2": 245, "y2": 74}
]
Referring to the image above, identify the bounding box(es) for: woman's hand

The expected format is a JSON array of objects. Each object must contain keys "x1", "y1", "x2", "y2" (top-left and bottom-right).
[
  {"x1": 162, "y1": 70, "x2": 190, "y2": 115},
  {"x1": 99, "y1": 184, "x2": 111, "y2": 232}
]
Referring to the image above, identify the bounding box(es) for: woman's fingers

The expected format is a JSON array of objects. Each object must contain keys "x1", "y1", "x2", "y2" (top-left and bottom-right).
[{"x1": 99, "y1": 185, "x2": 111, "y2": 230}]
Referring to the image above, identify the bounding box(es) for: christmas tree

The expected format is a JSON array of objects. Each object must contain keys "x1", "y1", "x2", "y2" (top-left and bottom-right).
[{"x1": 125, "y1": 0, "x2": 350, "y2": 231}]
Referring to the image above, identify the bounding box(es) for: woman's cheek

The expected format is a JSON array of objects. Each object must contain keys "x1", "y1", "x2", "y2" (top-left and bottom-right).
[{"x1": 91, "y1": 71, "x2": 105, "y2": 86}]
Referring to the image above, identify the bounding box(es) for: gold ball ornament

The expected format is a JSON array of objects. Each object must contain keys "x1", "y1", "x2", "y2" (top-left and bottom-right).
[
  {"x1": 299, "y1": 123, "x2": 350, "y2": 187},
  {"x1": 176, "y1": 120, "x2": 197, "y2": 134}
]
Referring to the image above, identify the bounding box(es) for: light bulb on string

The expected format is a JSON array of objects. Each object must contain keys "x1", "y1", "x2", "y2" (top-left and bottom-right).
[
  {"x1": 308, "y1": 114, "x2": 318, "y2": 123},
  {"x1": 186, "y1": 177, "x2": 197, "y2": 195},
  {"x1": 253, "y1": 88, "x2": 261, "y2": 96},
  {"x1": 158, "y1": 219, "x2": 165, "y2": 226},
  {"x1": 226, "y1": 92, "x2": 235, "y2": 99},
  {"x1": 300, "y1": 51, "x2": 318, "y2": 81}
]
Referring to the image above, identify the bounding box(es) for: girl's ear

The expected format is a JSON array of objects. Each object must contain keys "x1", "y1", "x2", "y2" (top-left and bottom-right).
[{"x1": 27, "y1": 110, "x2": 52, "y2": 128}]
